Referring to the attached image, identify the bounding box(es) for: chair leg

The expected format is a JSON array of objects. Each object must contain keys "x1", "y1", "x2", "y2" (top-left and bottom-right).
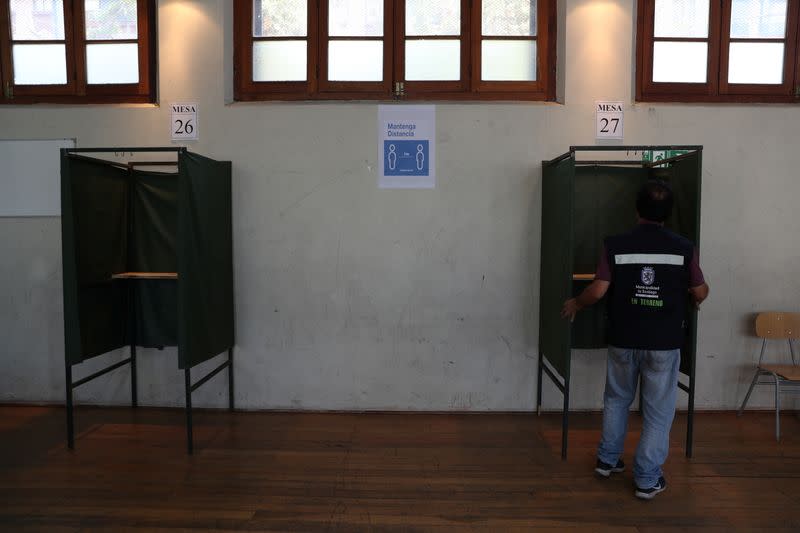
[
  {"x1": 775, "y1": 375, "x2": 781, "y2": 442},
  {"x1": 738, "y1": 370, "x2": 762, "y2": 416}
]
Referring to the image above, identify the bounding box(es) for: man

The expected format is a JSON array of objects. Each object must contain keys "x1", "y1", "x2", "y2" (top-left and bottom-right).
[{"x1": 561, "y1": 179, "x2": 709, "y2": 500}]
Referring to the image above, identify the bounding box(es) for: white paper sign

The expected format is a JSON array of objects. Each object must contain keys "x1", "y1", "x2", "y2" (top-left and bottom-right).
[
  {"x1": 378, "y1": 105, "x2": 435, "y2": 189},
  {"x1": 595, "y1": 101, "x2": 624, "y2": 140},
  {"x1": 171, "y1": 102, "x2": 198, "y2": 141}
]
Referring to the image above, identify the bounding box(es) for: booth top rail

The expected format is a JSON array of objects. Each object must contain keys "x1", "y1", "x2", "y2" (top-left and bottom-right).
[
  {"x1": 64, "y1": 147, "x2": 187, "y2": 154},
  {"x1": 545, "y1": 145, "x2": 703, "y2": 166}
]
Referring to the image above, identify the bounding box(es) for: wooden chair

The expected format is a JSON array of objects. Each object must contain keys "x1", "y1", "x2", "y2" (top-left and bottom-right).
[{"x1": 738, "y1": 312, "x2": 800, "y2": 440}]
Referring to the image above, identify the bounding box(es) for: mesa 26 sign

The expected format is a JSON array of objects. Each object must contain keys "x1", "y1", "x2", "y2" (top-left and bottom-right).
[
  {"x1": 171, "y1": 102, "x2": 198, "y2": 141},
  {"x1": 595, "y1": 101, "x2": 623, "y2": 140}
]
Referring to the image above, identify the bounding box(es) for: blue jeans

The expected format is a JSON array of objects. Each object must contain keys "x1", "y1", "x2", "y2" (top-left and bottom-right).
[{"x1": 596, "y1": 345, "x2": 680, "y2": 489}]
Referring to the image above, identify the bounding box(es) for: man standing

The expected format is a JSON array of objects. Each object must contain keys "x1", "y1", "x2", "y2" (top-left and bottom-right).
[{"x1": 561, "y1": 180, "x2": 709, "y2": 500}]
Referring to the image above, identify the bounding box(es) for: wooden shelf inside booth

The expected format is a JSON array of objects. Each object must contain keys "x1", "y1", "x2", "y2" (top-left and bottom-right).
[{"x1": 111, "y1": 272, "x2": 178, "y2": 280}]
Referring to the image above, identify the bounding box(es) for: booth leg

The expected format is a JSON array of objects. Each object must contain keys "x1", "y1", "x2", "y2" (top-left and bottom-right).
[
  {"x1": 686, "y1": 375, "x2": 695, "y2": 458},
  {"x1": 131, "y1": 344, "x2": 138, "y2": 408},
  {"x1": 561, "y1": 375, "x2": 570, "y2": 460},
  {"x1": 536, "y1": 352, "x2": 543, "y2": 416},
  {"x1": 185, "y1": 368, "x2": 193, "y2": 455},
  {"x1": 228, "y1": 348, "x2": 234, "y2": 411},
  {"x1": 66, "y1": 363, "x2": 75, "y2": 450}
]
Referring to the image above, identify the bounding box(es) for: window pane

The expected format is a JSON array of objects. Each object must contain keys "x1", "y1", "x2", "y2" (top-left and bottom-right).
[
  {"x1": 654, "y1": 0, "x2": 709, "y2": 38},
  {"x1": 12, "y1": 44, "x2": 67, "y2": 84},
  {"x1": 328, "y1": 41, "x2": 383, "y2": 81},
  {"x1": 253, "y1": 41, "x2": 307, "y2": 81},
  {"x1": 481, "y1": 40, "x2": 536, "y2": 81},
  {"x1": 253, "y1": 0, "x2": 307, "y2": 37},
  {"x1": 86, "y1": 43, "x2": 139, "y2": 84},
  {"x1": 406, "y1": 0, "x2": 460, "y2": 36},
  {"x1": 405, "y1": 40, "x2": 460, "y2": 81},
  {"x1": 730, "y1": 0, "x2": 787, "y2": 38},
  {"x1": 652, "y1": 41, "x2": 707, "y2": 82},
  {"x1": 10, "y1": 0, "x2": 65, "y2": 40},
  {"x1": 482, "y1": 0, "x2": 537, "y2": 37},
  {"x1": 85, "y1": 0, "x2": 138, "y2": 40},
  {"x1": 329, "y1": 0, "x2": 383, "y2": 37},
  {"x1": 728, "y1": 42, "x2": 784, "y2": 83}
]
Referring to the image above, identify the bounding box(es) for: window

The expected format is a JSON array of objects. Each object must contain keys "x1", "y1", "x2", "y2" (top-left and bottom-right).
[
  {"x1": 234, "y1": 0, "x2": 556, "y2": 101},
  {"x1": 637, "y1": 0, "x2": 800, "y2": 102},
  {"x1": 0, "y1": 0, "x2": 157, "y2": 104}
]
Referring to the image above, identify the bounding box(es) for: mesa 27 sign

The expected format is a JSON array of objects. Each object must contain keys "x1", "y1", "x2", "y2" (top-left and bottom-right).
[{"x1": 595, "y1": 101, "x2": 623, "y2": 140}]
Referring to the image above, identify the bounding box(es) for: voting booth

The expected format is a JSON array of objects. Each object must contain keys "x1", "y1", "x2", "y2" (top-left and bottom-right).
[
  {"x1": 538, "y1": 145, "x2": 702, "y2": 459},
  {"x1": 61, "y1": 147, "x2": 234, "y2": 454}
]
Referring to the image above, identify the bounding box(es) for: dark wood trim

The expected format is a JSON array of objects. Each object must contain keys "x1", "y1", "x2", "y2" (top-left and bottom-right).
[
  {"x1": 398, "y1": 0, "x2": 469, "y2": 94},
  {"x1": 472, "y1": 0, "x2": 554, "y2": 97},
  {"x1": 9, "y1": 0, "x2": 75, "y2": 98},
  {"x1": 0, "y1": 0, "x2": 9, "y2": 103},
  {"x1": 1, "y1": 0, "x2": 157, "y2": 105},
  {"x1": 234, "y1": 0, "x2": 314, "y2": 98},
  {"x1": 234, "y1": 90, "x2": 553, "y2": 102},
  {"x1": 72, "y1": 0, "x2": 87, "y2": 95},
  {"x1": 236, "y1": 0, "x2": 557, "y2": 102},
  {"x1": 637, "y1": 0, "x2": 800, "y2": 103},
  {"x1": 638, "y1": 0, "x2": 719, "y2": 99},
  {"x1": 318, "y1": 0, "x2": 392, "y2": 96},
  {"x1": 719, "y1": 0, "x2": 799, "y2": 97}
]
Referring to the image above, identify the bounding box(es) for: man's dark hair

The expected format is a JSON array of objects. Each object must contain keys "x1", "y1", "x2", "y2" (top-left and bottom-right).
[{"x1": 636, "y1": 179, "x2": 673, "y2": 222}]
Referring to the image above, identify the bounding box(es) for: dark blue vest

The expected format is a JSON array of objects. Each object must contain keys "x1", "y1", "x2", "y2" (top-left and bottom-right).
[{"x1": 604, "y1": 224, "x2": 694, "y2": 350}]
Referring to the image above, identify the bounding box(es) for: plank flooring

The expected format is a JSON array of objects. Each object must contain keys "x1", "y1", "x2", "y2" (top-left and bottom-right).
[{"x1": 1, "y1": 406, "x2": 800, "y2": 532}]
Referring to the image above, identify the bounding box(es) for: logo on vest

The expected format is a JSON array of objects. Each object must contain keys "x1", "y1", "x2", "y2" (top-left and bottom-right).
[{"x1": 641, "y1": 266, "x2": 655, "y2": 286}]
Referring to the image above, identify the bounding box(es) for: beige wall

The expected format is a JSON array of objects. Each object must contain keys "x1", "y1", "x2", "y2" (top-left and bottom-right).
[{"x1": 1, "y1": 0, "x2": 798, "y2": 410}]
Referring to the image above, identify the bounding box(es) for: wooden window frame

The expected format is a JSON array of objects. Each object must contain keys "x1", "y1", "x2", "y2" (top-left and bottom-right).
[
  {"x1": 0, "y1": 0, "x2": 157, "y2": 105},
  {"x1": 636, "y1": 0, "x2": 800, "y2": 103},
  {"x1": 234, "y1": 0, "x2": 557, "y2": 102}
]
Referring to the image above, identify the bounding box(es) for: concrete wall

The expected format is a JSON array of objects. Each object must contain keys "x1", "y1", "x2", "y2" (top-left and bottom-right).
[{"x1": 1, "y1": 0, "x2": 798, "y2": 411}]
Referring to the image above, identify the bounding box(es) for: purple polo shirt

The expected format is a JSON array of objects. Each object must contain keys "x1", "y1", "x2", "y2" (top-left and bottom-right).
[{"x1": 595, "y1": 224, "x2": 705, "y2": 287}]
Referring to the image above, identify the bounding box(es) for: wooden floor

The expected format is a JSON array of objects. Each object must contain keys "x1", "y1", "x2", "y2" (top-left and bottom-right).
[{"x1": 2, "y1": 406, "x2": 800, "y2": 532}]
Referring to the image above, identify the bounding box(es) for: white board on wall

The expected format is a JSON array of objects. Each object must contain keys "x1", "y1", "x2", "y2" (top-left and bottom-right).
[{"x1": 0, "y1": 139, "x2": 75, "y2": 217}]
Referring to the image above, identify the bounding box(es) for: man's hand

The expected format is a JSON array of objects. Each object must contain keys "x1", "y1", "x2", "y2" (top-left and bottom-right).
[
  {"x1": 559, "y1": 280, "x2": 610, "y2": 322},
  {"x1": 689, "y1": 282, "x2": 709, "y2": 310},
  {"x1": 561, "y1": 298, "x2": 583, "y2": 322}
]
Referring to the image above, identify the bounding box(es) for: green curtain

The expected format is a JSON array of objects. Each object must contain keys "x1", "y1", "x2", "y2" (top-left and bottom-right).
[
  {"x1": 61, "y1": 156, "x2": 129, "y2": 364},
  {"x1": 131, "y1": 170, "x2": 179, "y2": 348},
  {"x1": 177, "y1": 152, "x2": 234, "y2": 369},
  {"x1": 539, "y1": 156, "x2": 575, "y2": 378},
  {"x1": 571, "y1": 166, "x2": 648, "y2": 349},
  {"x1": 62, "y1": 151, "x2": 235, "y2": 368},
  {"x1": 664, "y1": 153, "x2": 702, "y2": 376}
]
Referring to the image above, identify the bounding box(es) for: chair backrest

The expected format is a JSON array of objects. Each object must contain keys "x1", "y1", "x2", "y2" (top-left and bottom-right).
[{"x1": 755, "y1": 312, "x2": 800, "y2": 340}]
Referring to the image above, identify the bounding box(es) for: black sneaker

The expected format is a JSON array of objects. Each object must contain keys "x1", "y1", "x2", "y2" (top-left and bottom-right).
[
  {"x1": 594, "y1": 458, "x2": 625, "y2": 477},
  {"x1": 635, "y1": 476, "x2": 667, "y2": 500}
]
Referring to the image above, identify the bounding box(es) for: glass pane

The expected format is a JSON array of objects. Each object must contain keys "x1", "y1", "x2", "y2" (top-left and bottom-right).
[
  {"x1": 652, "y1": 41, "x2": 707, "y2": 82},
  {"x1": 482, "y1": 0, "x2": 537, "y2": 37},
  {"x1": 329, "y1": 0, "x2": 383, "y2": 37},
  {"x1": 654, "y1": 0, "x2": 709, "y2": 38},
  {"x1": 406, "y1": 0, "x2": 460, "y2": 36},
  {"x1": 405, "y1": 40, "x2": 460, "y2": 81},
  {"x1": 730, "y1": 0, "x2": 787, "y2": 38},
  {"x1": 729, "y1": 42, "x2": 784, "y2": 84},
  {"x1": 86, "y1": 43, "x2": 139, "y2": 84},
  {"x1": 12, "y1": 44, "x2": 67, "y2": 85},
  {"x1": 253, "y1": 41, "x2": 307, "y2": 81},
  {"x1": 328, "y1": 41, "x2": 383, "y2": 81},
  {"x1": 253, "y1": 0, "x2": 307, "y2": 37},
  {"x1": 481, "y1": 40, "x2": 536, "y2": 81},
  {"x1": 85, "y1": 0, "x2": 138, "y2": 40},
  {"x1": 10, "y1": 0, "x2": 65, "y2": 40}
]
